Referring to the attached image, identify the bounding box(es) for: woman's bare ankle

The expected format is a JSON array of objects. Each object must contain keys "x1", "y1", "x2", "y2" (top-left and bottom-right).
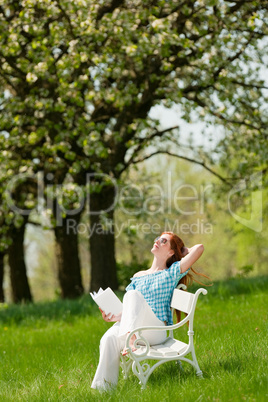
[
  {"x1": 129, "y1": 334, "x2": 137, "y2": 349},
  {"x1": 122, "y1": 333, "x2": 137, "y2": 355}
]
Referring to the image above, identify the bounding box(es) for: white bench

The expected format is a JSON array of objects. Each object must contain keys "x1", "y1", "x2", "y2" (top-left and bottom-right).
[{"x1": 120, "y1": 285, "x2": 207, "y2": 388}]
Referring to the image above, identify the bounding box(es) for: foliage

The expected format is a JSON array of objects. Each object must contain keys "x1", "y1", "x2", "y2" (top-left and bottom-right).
[
  {"x1": 0, "y1": 0, "x2": 267, "y2": 185},
  {"x1": 2, "y1": 155, "x2": 266, "y2": 301},
  {"x1": 116, "y1": 257, "x2": 150, "y2": 288},
  {"x1": 115, "y1": 157, "x2": 268, "y2": 282},
  {"x1": 0, "y1": 0, "x2": 267, "y2": 295},
  {"x1": 0, "y1": 276, "x2": 267, "y2": 401}
]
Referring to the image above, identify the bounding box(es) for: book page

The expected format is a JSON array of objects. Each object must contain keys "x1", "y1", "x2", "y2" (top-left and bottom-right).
[{"x1": 90, "y1": 287, "x2": 123, "y2": 316}]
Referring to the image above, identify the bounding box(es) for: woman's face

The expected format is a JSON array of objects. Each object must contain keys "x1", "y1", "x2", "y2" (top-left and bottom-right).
[{"x1": 151, "y1": 234, "x2": 174, "y2": 259}]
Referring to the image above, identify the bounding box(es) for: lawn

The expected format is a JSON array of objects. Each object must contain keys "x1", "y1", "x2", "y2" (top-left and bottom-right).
[{"x1": 0, "y1": 276, "x2": 267, "y2": 401}]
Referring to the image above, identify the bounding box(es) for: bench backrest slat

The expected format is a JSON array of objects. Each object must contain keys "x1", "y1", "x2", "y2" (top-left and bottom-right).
[{"x1": 170, "y1": 289, "x2": 194, "y2": 314}]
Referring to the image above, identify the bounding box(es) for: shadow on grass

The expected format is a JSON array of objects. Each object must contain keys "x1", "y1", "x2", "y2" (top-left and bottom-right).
[
  {"x1": 202, "y1": 353, "x2": 253, "y2": 381},
  {"x1": 0, "y1": 294, "x2": 100, "y2": 326},
  {"x1": 218, "y1": 355, "x2": 246, "y2": 373},
  {"x1": 120, "y1": 360, "x2": 194, "y2": 390},
  {"x1": 118, "y1": 352, "x2": 254, "y2": 390}
]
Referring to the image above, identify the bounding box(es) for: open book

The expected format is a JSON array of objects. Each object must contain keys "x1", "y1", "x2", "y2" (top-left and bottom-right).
[{"x1": 90, "y1": 287, "x2": 123, "y2": 316}]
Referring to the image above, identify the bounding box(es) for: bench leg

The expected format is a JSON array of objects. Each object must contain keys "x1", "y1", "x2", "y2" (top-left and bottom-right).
[
  {"x1": 120, "y1": 355, "x2": 132, "y2": 379},
  {"x1": 132, "y1": 360, "x2": 151, "y2": 389},
  {"x1": 191, "y1": 348, "x2": 203, "y2": 378}
]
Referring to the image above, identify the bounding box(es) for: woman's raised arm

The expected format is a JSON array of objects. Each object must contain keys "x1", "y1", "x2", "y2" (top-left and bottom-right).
[{"x1": 180, "y1": 244, "x2": 204, "y2": 273}]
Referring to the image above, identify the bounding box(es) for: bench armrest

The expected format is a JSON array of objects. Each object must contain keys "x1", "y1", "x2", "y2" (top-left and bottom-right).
[{"x1": 125, "y1": 288, "x2": 207, "y2": 357}]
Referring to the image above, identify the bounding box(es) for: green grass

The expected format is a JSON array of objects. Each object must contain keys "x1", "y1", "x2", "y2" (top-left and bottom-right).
[{"x1": 0, "y1": 276, "x2": 267, "y2": 401}]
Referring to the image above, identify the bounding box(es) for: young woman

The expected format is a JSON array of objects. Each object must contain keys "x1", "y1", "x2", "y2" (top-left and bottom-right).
[{"x1": 91, "y1": 232, "x2": 205, "y2": 390}]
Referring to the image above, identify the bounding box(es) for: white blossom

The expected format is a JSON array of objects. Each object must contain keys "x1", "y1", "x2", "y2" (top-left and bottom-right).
[
  {"x1": 151, "y1": 19, "x2": 165, "y2": 29},
  {"x1": 34, "y1": 62, "x2": 47, "y2": 73},
  {"x1": 26, "y1": 72, "x2": 38, "y2": 83},
  {"x1": 80, "y1": 52, "x2": 88, "y2": 62},
  {"x1": 125, "y1": 45, "x2": 137, "y2": 55}
]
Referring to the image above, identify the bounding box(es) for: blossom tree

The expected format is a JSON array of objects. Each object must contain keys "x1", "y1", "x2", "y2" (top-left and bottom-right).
[{"x1": 0, "y1": 0, "x2": 267, "y2": 295}]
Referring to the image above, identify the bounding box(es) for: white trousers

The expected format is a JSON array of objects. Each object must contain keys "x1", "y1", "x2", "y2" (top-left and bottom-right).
[{"x1": 91, "y1": 290, "x2": 167, "y2": 390}]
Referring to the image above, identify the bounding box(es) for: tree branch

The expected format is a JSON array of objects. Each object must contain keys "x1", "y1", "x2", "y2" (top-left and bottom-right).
[
  {"x1": 96, "y1": 0, "x2": 125, "y2": 21},
  {"x1": 0, "y1": 69, "x2": 17, "y2": 93},
  {"x1": 185, "y1": 93, "x2": 262, "y2": 132},
  {"x1": 54, "y1": 0, "x2": 77, "y2": 38},
  {"x1": 126, "y1": 126, "x2": 179, "y2": 167},
  {"x1": 230, "y1": 80, "x2": 268, "y2": 90},
  {"x1": 130, "y1": 150, "x2": 234, "y2": 186},
  {"x1": 212, "y1": 32, "x2": 255, "y2": 81}
]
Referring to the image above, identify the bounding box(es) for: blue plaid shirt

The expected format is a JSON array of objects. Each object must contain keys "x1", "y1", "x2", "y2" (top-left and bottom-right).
[{"x1": 125, "y1": 261, "x2": 189, "y2": 325}]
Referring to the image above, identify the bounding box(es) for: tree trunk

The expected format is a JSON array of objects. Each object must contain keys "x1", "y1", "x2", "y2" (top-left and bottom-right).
[
  {"x1": 89, "y1": 186, "x2": 118, "y2": 292},
  {"x1": 54, "y1": 214, "x2": 84, "y2": 299},
  {"x1": 8, "y1": 223, "x2": 32, "y2": 303},
  {"x1": 0, "y1": 252, "x2": 5, "y2": 302}
]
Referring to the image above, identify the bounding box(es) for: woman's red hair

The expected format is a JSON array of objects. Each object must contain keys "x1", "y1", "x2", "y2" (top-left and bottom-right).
[{"x1": 162, "y1": 231, "x2": 210, "y2": 322}]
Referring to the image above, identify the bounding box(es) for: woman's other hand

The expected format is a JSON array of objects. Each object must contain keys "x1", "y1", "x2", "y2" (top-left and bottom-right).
[
  {"x1": 181, "y1": 247, "x2": 189, "y2": 257},
  {"x1": 99, "y1": 308, "x2": 122, "y2": 322},
  {"x1": 180, "y1": 244, "x2": 204, "y2": 273}
]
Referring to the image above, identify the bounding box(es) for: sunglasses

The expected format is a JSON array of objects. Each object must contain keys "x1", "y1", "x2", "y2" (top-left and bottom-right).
[{"x1": 154, "y1": 236, "x2": 169, "y2": 245}]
